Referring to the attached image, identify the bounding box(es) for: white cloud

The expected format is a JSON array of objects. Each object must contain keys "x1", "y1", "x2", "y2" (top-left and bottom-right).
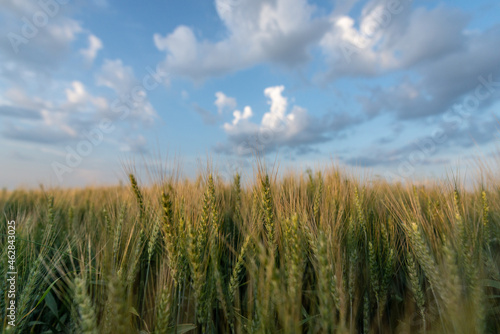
[
  {"x1": 215, "y1": 91, "x2": 237, "y2": 114},
  {"x1": 4, "y1": 88, "x2": 51, "y2": 111},
  {"x1": 40, "y1": 108, "x2": 77, "y2": 137},
  {"x1": 63, "y1": 81, "x2": 108, "y2": 111},
  {"x1": 225, "y1": 106, "x2": 253, "y2": 128},
  {"x1": 96, "y1": 59, "x2": 137, "y2": 94},
  {"x1": 154, "y1": 0, "x2": 329, "y2": 81},
  {"x1": 80, "y1": 34, "x2": 103, "y2": 64},
  {"x1": 0, "y1": 79, "x2": 105, "y2": 145},
  {"x1": 318, "y1": 4, "x2": 468, "y2": 81},
  {"x1": 0, "y1": 57, "x2": 157, "y2": 148},
  {"x1": 262, "y1": 86, "x2": 287, "y2": 129},
  {"x1": 219, "y1": 85, "x2": 337, "y2": 155},
  {"x1": 45, "y1": 18, "x2": 83, "y2": 45},
  {"x1": 65, "y1": 81, "x2": 88, "y2": 104}
]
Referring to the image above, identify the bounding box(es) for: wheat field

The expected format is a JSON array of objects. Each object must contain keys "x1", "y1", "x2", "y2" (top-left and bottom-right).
[{"x1": 1, "y1": 163, "x2": 499, "y2": 333}]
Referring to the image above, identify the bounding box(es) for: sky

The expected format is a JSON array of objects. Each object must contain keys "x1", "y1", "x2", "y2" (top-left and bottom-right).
[{"x1": 1, "y1": 0, "x2": 499, "y2": 189}]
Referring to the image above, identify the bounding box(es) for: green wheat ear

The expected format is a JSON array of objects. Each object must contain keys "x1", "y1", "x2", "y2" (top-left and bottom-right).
[
  {"x1": 104, "y1": 275, "x2": 130, "y2": 334},
  {"x1": 129, "y1": 174, "x2": 145, "y2": 221},
  {"x1": 209, "y1": 174, "x2": 220, "y2": 237},
  {"x1": 407, "y1": 251, "x2": 426, "y2": 332},
  {"x1": 112, "y1": 205, "x2": 124, "y2": 267},
  {"x1": 313, "y1": 172, "x2": 323, "y2": 224},
  {"x1": 103, "y1": 208, "x2": 112, "y2": 238},
  {"x1": 233, "y1": 173, "x2": 242, "y2": 221},
  {"x1": 482, "y1": 191, "x2": 490, "y2": 245},
  {"x1": 155, "y1": 283, "x2": 172, "y2": 334},
  {"x1": 315, "y1": 231, "x2": 339, "y2": 331},
  {"x1": 229, "y1": 234, "x2": 251, "y2": 305},
  {"x1": 408, "y1": 223, "x2": 438, "y2": 284},
  {"x1": 354, "y1": 187, "x2": 367, "y2": 240},
  {"x1": 47, "y1": 195, "x2": 55, "y2": 225},
  {"x1": 363, "y1": 292, "x2": 370, "y2": 334},
  {"x1": 126, "y1": 229, "x2": 144, "y2": 287},
  {"x1": 261, "y1": 174, "x2": 275, "y2": 251},
  {"x1": 368, "y1": 241, "x2": 380, "y2": 305},
  {"x1": 74, "y1": 277, "x2": 98, "y2": 334},
  {"x1": 162, "y1": 191, "x2": 181, "y2": 285},
  {"x1": 68, "y1": 206, "x2": 74, "y2": 225}
]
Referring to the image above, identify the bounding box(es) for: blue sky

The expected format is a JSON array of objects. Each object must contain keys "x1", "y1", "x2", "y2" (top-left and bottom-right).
[{"x1": 1, "y1": 0, "x2": 499, "y2": 188}]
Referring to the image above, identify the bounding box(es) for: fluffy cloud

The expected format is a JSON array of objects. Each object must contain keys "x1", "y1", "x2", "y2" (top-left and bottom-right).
[
  {"x1": 318, "y1": 4, "x2": 469, "y2": 80},
  {"x1": 80, "y1": 34, "x2": 103, "y2": 64},
  {"x1": 62, "y1": 81, "x2": 108, "y2": 112},
  {"x1": 154, "y1": 0, "x2": 329, "y2": 81},
  {"x1": 215, "y1": 91, "x2": 237, "y2": 114},
  {"x1": 217, "y1": 85, "x2": 359, "y2": 155},
  {"x1": 225, "y1": 106, "x2": 253, "y2": 128},
  {"x1": 96, "y1": 59, "x2": 138, "y2": 95}
]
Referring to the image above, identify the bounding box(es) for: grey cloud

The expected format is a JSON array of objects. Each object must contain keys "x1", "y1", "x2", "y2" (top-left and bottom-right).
[
  {"x1": 2, "y1": 124, "x2": 74, "y2": 144},
  {"x1": 290, "y1": 145, "x2": 320, "y2": 156},
  {"x1": 436, "y1": 114, "x2": 500, "y2": 149},
  {"x1": 345, "y1": 147, "x2": 450, "y2": 168},
  {"x1": 360, "y1": 24, "x2": 500, "y2": 120},
  {"x1": 0, "y1": 105, "x2": 41, "y2": 119},
  {"x1": 261, "y1": 19, "x2": 331, "y2": 67},
  {"x1": 215, "y1": 110, "x2": 361, "y2": 156},
  {"x1": 319, "y1": 5, "x2": 470, "y2": 82},
  {"x1": 0, "y1": 14, "x2": 82, "y2": 73},
  {"x1": 344, "y1": 114, "x2": 499, "y2": 168},
  {"x1": 324, "y1": 111, "x2": 363, "y2": 131},
  {"x1": 382, "y1": 6, "x2": 469, "y2": 69}
]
